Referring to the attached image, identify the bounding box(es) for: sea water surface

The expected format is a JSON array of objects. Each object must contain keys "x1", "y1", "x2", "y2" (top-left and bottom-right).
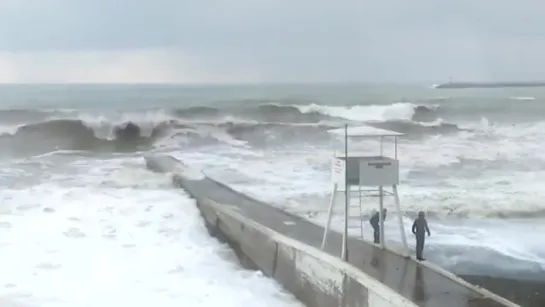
[
  {"x1": 0, "y1": 83, "x2": 544, "y2": 305},
  {"x1": 0, "y1": 85, "x2": 304, "y2": 307}
]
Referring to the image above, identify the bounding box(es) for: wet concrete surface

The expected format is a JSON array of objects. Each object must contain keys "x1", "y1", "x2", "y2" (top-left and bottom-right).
[{"x1": 172, "y1": 174, "x2": 515, "y2": 307}]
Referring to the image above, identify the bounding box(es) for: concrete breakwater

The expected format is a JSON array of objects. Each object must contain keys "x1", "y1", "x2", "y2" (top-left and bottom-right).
[
  {"x1": 144, "y1": 154, "x2": 520, "y2": 307},
  {"x1": 434, "y1": 81, "x2": 545, "y2": 89},
  {"x1": 196, "y1": 197, "x2": 417, "y2": 307}
]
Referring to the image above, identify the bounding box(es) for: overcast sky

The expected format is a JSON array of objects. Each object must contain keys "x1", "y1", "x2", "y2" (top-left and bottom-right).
[{"x1": 0, "y1": 0, "x2": 544, "y2": 83}]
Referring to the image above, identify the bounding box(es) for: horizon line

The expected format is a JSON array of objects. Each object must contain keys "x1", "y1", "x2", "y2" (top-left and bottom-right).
[{"x1": 0, "y1": 81, "x2": 435, "y2": 86}]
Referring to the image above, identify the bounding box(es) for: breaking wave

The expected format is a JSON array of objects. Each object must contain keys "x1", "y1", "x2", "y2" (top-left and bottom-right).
[
  {"x1": 365, "y1": 119, "x2": 464, "y2": 135},
  {"x1": 509, "y1": 96, "x2": 535, "y2": 101},
  {"x1": 0, "y1": 118, "x2": 170, "y2": 156},
  {"x1": 171, "y1": 102, "x2": 463, "y2": 135},
  {"x1": 172, "y1": 102, "x2": 441, "y2": 124},
  {"x1": 0, "y1": 101, "x2": 468, "y2": 156}
]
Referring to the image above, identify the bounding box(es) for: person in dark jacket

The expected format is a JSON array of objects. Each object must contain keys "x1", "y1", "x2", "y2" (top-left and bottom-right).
[
  {"x1": 412, "y1": 211, "x2": 431, "y2": 261},
  {"x1": 369, "y1": 208, "x2": 387, "y2": 244}
]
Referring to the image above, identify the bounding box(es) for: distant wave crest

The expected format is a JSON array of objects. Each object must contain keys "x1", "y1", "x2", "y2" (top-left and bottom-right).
[
  {"x1": 171, "y1": 102, "x2": 462, "y2": 134},
  {"x1": 0, "y1": 102, "x2": 465, "y2": 155}
]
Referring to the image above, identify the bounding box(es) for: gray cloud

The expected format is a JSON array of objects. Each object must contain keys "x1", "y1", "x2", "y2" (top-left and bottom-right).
[{"x1": 0, "y1": 0, "x2": 544, "y2": 82}]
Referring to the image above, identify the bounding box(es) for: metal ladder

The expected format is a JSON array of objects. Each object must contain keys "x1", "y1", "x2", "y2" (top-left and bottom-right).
[{"x1": 346, "y1": 186, "x2": 395, "y2": 239}]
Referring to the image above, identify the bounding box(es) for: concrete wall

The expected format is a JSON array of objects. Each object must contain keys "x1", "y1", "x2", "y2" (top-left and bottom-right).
[{"x1": 193, "y1": 194, "x2": 418, "y2": 307}]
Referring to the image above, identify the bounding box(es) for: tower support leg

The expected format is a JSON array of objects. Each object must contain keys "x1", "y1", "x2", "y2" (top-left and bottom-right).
[
  {"x1": 379, "y1": 185, "x2": 385, "y2": 249},
  {"x1": 341, "y1": 185, "x2": 349, "y2": 259},
  {"x1": 358, "y1": 185, "x2": 363, "y2": 238},
  {"x1": 321, "y1": 183, "x2": 337, "y2": 250},
  {"x1": 393, "y1": 185, "x2": 409, "y2": 256}
]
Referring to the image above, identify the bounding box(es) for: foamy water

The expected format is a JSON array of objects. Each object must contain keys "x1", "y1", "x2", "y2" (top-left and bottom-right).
[
  {"x1": 0, "y1": 155, "x2": 302, "y2": 307},
  {"x1": 299, "y1": 102, "x2": 421, "y2": 122},
  {"x1": 176, "y1": 132, "x2": 545, "y2": 274},
  {"x1": 1, "y1": 83, "x2": 545, "y2": 299}
]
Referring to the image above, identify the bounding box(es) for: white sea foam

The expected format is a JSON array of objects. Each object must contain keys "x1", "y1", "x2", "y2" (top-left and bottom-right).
[
  {"x1": 297, "y1": 102, "x2": 420, "y2": 122},
  {"x1": 178, "y1": 138, "x2": 545, "y2": 268},
  {"x1": 509, "y1": 96, "x2": 535, "y2": 101},
  {"x1": 0, "y1": 157, "x2": 302, "y2": 307},
  {"x1": 3, "y1": 85, "x2": 545, "y2": 284},
  {"x1": 187, "y1": 139, "x2": 545, "y2": 217}
]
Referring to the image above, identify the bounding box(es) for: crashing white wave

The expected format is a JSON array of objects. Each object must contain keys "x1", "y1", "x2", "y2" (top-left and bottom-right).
[
  {"x1": 296, "y1": 102, "x2": 422, "y2": 122},
  {"x1": 509, "y1": 96, "x2": 535, "y2": 101}
]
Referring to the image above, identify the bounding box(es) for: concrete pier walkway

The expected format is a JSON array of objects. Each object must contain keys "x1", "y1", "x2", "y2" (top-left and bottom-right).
[{"x1": 146, "y1": 156, "x2": 518, "y2": 307}]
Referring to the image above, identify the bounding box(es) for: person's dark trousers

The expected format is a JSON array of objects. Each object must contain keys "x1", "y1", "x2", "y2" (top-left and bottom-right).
[
  {"x1": 416, "y1": 234, "x2": 425, "y2": 260},
  {"x1": 372, "y1": 224, "x2": 380, "y2": 243}
]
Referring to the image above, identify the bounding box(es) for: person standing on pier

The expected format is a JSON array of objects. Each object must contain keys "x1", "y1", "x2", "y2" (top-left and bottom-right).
[
  {"x1": 412, "y1": 211, "x2": 431, "y2": 261},
  {"x1": 369, "y1": 208, "x2": 387, "y2": 244}
]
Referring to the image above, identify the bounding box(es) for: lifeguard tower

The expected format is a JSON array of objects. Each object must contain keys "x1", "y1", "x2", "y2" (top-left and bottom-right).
[{"x1": 320, "y1": 125, "x2": 409, "y2": 260}]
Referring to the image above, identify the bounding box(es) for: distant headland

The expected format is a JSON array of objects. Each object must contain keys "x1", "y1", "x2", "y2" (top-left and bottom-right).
[{"x1": 434, "y1": 80, "x2": 545, "y2": 89}]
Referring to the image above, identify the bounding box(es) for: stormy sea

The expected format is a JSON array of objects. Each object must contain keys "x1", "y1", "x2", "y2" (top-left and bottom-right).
[{"x1": 0, "y1": 84, "x2": 543, "y2": 307}]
